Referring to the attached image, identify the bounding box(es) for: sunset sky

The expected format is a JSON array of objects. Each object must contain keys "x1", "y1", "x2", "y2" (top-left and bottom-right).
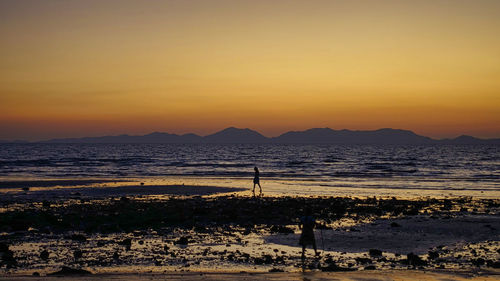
[{"x1": 1, "y1": 0, "x2": 499, "y2": 141}]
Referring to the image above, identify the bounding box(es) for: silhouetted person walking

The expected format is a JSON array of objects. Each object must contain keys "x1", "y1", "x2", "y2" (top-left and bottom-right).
[
  {"x1": 252, "y1": 166, "x2": 262, "y2": 197},
  {"x1": 299, "y1": 207, "x2": 319, "y2": 260}
]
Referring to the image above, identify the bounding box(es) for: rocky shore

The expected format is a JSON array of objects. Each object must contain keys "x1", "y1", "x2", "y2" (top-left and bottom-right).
[{"x1": 1, "y1": 191, "x2": 500, "y2": 277}]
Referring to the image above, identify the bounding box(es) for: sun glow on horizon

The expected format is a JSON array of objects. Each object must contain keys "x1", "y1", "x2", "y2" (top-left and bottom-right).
[{"x1": 1, "y1": 0, "x2": 499, "y2": 141}]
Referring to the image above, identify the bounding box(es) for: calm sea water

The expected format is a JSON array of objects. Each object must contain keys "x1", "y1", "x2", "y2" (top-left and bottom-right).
[{"x1": 0, "y1": 144, "x2": 499, "y2": 197}]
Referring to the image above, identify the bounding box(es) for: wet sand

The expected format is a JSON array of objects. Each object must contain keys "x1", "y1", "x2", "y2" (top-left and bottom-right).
[
  {"x1": 0, "y1": 180, "x2": 124, "y2": 189},
  {"x1": 1, "y1": 181, "x2": 499, "y2": 278},
  {"x1": 1, "y1": 270, "x2": 500, "y2": 281},
  {"x1": 0, "y1": 182, "x2": 245, "y2": 203}
]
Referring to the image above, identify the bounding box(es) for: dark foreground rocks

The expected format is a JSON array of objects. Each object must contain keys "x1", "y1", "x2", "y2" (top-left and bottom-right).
[
  {"x1": 0, "y1": 195, "x2": 499, "y2": 274},
  {"x1": 1, "y1": 196, "x2": 496, "y2": 234},
  {"x1": 0, "y1": 243, "x2": 16, "y2": 268}
]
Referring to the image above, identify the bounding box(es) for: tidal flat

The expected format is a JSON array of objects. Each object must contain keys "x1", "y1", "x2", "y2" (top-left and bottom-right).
[{"x1": 0, "y1": 183, "x2": 499, "y2": 278}]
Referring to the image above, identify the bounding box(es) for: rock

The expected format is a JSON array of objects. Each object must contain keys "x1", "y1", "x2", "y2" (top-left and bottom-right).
[
  {"x1": 487, "y1": 260, "x2": 500, "y2": 268},
  {"x1": 32, "y1": 272, "x2": 40, "y2": 276},
  {"x1": 118, "y1": 238, "x2": 132, "y2": 250},
  {"x1": 325, "y1": 256, "x2": 334, "y2": 264},
  {"x1": 175, "y1": 236, "x2": 190, "y2": 245},
  {"x1": 242, "y1": 228, "x2": 252, "y2": 235},
  {"x1": 40, "y1": 250, "x2": 49, "y2": 260},
  {"x1": 74, "y1": 250, "x2": 83, "y2": 260},
  {"x1": 113, "y1": 251, "x2": 119, "y2": 260},
  {"x1": 263, "y1": 254, "x2": 273, "y2": 264},
  {"x1": 355, "y1": 257, "x2": 371, "y2": 264},
  {"x1": 270, "y1": 225, "x2": 294, "y2": 234},
  {"x1": 48, "y1": 266, "x2": 92, "y2": 276},
  {"x1": 369, "y1": 249, "x2": 382, "y2": 257},
  {"x1": 364, "y1": 265, "x2": 376, "y2": 270},
  {"x1": 404, "y1": 253, "x2": 427, "y2": 266},
  {"x1": 321, "y1": 261, "x2": 356, "y2": 272},
  {"x1": 42, "y1": 200, "x2": 51, "y2": 208},
  {"x1": 1, "y1": 249, "x2": 17, "y2": 267},
  {"x1": 68, "y1": 234, "x2": 87, "y2": 242},
  {"x1": 472, "y1": 258, "x2": 485, "y2": 267},
  {"x1": 428, "y1": 251, "x2": 439, "y2": 259},
  {"x1": 301, "y1": 262, "x2": 317, "y2": 270},
  {"x1": 377, "y1": 257, "x2": 388, "y2": 262},
  {"x1": 254, "y1": 257, "x2": 265, "y2": 265},
  {"x1": 0, "y1": 243, "x2": 8, "y2": 252},
  {"x1": 269, "y1": 268, "x2": 284, "y2": 272}
]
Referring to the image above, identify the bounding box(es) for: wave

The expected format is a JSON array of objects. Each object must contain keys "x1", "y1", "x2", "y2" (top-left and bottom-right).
[{"x1": 0, "y1": 144, "x2": 498, "y2": 192}]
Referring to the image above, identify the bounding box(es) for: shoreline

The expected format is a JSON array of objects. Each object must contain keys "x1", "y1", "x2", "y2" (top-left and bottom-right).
[
  {"x1": 1, "y1": 176, "x2": 499, "y2": 200},
  {"x1": 0, "y1": 180, "x2": 246, "y2": 203},
  {"x1": 1, "y1": 269, "x2": 500, "y2": 280}
]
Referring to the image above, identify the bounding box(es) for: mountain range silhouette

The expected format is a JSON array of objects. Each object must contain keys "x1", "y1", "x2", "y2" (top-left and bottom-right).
[{"x1": 10, "y1": 127, "x2": 495, "y2": 144}]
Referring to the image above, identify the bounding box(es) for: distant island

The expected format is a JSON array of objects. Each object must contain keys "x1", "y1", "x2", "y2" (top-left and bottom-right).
[{"x1": 2, "y1": 127, "x2": 498, "y2": 144}]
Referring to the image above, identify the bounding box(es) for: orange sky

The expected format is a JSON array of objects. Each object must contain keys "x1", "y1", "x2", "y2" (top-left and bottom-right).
[{"x1": 1, "y1": 0, "x2": 499, "y2": 140}]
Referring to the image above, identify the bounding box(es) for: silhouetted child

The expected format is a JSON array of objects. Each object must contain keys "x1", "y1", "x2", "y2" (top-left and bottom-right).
[
  {"x1": 252, "y1": 166, "x2": 262, "y2": 197},
  {"x1": 299, "y1": 207, "x2": 319, "y2": 259}
]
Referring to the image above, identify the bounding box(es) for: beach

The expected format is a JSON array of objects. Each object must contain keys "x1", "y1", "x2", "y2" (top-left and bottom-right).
[
  {"x1": 3, "y1": 0, "x2": 500, "y2": 278},
  {"x1": 1, "y1": 179, "x2": 499, "y2": 279},
  {"x1": 1, "y1": 270, "x2": 500, "y2": 281}
]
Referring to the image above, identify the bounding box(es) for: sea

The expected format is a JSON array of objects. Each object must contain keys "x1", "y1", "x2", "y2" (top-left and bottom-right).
[{"x1": 0, "y1": 143, "x2": 499, "y2": 198}]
